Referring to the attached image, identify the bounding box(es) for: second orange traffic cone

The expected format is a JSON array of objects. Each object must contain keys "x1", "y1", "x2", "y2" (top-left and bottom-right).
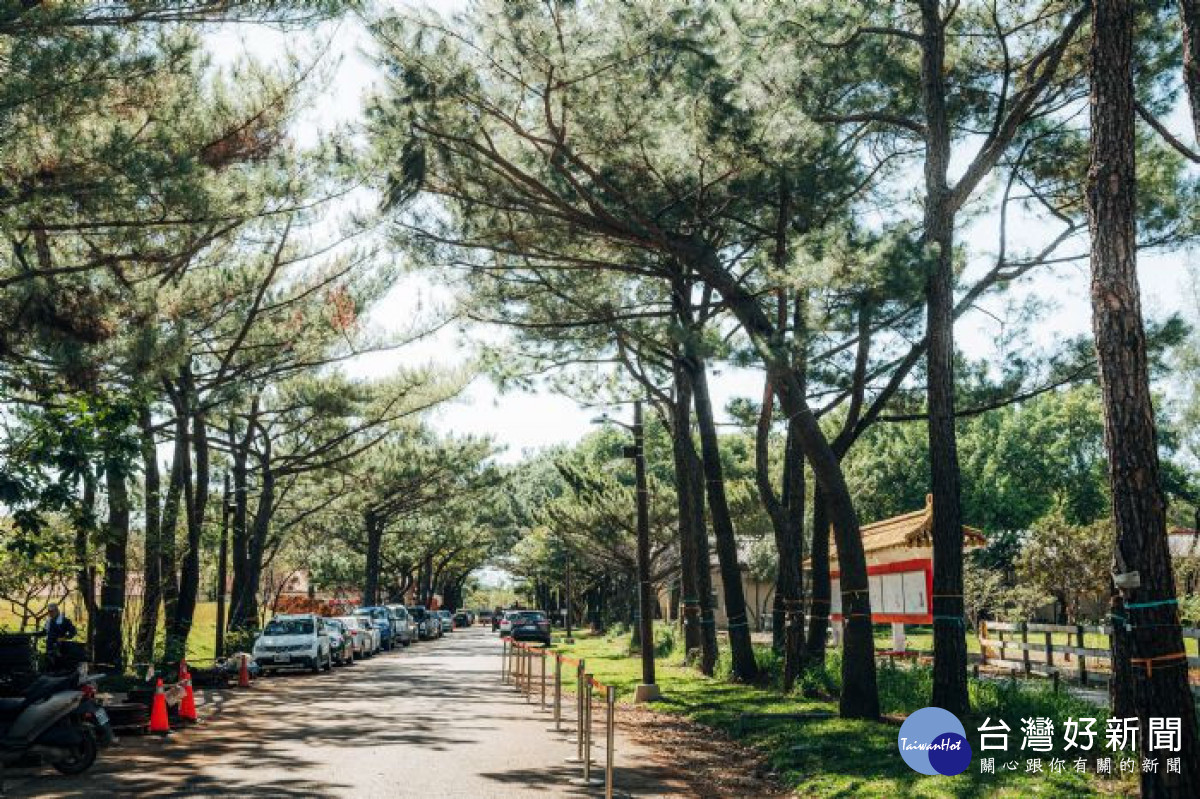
[
  {"x1": 179, "y1": 668, "x2": 197, "y2": 723},
  {"x1": 149, "y1": 678, "x2": 170, "y2": 734}
]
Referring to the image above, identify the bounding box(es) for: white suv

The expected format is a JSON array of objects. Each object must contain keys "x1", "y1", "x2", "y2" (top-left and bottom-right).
[{"x1": 253, "y1": 613, "x2": 332, "y2": 674}]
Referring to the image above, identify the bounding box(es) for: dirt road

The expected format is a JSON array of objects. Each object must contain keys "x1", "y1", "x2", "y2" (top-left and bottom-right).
[{"x1": 3, "y1": 627, "x2": 686, "y2": 798}]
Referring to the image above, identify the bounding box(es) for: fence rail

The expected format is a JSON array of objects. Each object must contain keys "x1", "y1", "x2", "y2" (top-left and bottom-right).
[{"x1": 977, "y1": 621, "x2": 1200, "y2": 690}]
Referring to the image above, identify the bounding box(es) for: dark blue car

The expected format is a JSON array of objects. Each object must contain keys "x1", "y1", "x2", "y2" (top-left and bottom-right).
[{"x1": 354, "y1": 607, "x2": 395, "y2": 651}]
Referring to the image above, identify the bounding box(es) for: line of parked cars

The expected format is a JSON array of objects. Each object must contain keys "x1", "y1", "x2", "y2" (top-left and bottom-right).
[
  {"x1": 252, "y1": 604, "x2": 456, "y2": 675},
  {"x1": 491, "y1": 609, "x2": 552, "y2": 647}
]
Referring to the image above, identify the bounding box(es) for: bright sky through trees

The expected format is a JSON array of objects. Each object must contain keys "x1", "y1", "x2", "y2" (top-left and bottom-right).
[{"x1": 208, "y1": 2, "x2": 1195, "y2": 464}]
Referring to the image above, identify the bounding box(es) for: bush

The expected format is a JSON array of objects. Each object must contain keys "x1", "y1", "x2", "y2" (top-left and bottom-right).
[{"x1": 653, "y1": 624, "x2": 678, "y2": 658}]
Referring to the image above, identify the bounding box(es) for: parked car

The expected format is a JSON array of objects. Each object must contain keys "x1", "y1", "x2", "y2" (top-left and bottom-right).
[
  {"x1": 453, "y1": 611, "x2": 470, "y2": 628},
  {"x1": 337, "y1": 615, "x2": 377, "y2": 658},
  {"x1": 498, "y1": 611, "x2": 516, "y2": 636},
  {"x1": 509, "y1": 610, "x2": 552, "y2": 647},
  {"x1": 386, "y1": 605, "x2": 415, "y2": 646},
  {"x1": 253, "y1": 614, "x2": 332, "y2": 674},
  {"x1": 323, "y1": 618, "x2": 354, "y2": 665},
  {"x1": 407, "y1": 606, "x2": 438, "y2": 641},
  {"x1": 437, "y1": 610, "x2": 454, "y2": 634},
  {"x1": 355, "y1": 607, "x2": 396, "y2": 651}
]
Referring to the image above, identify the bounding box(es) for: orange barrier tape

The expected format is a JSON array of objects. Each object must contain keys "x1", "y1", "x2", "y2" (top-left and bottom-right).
[
  {"x1": 560, "y1": 655, "x2": 580, "y2": 667},
  {"x1": 587, "y1": 675, "x2": 608, "y2": 690},
  {"x1": 1130, "y1": 651, "x2": 1189, "y2": 678}
]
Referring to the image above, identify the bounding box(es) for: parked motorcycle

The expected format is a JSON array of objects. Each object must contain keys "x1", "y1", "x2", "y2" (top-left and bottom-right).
[{"x1": 0, "y1": 665, "x2": 114, "y2": 776}]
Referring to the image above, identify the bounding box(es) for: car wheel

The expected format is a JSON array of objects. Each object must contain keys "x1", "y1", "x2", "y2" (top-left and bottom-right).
[{"x1": 310, "y1": 657, "x2": 321, "y2": 674}]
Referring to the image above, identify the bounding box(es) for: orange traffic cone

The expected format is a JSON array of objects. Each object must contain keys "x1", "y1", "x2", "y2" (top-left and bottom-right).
[
  {"x1": 238, "y1": 653, "x2": 251, "y2": 689},
  {"x1": 149, "y1": 678, "x2": 170, "y2": 735},
  {"x1": 179, "y1": 668, "x2": 197, "y2": 723}
]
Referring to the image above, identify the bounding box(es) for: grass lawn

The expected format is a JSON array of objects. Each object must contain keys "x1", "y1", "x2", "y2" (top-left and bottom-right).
[
  {"x1": 2, "y1": 601, "x2": 222, "y2": 666},
  {"x1": 551, "y1": 627, "x2": 1137, "y2": 798}
]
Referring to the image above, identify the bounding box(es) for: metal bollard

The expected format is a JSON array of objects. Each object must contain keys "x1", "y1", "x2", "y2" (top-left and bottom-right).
[
  {"x1": 569, "y1": 674, "x2": 602, "y2": 786},
  {"x1": 605, "y1": 685, "x2": 615, "y2": 799},
  {"x1": 539, "y1": 651, "x2": 548, "y2": 711},
  {"x1": 525, "y1": 648, "x2": 533, "y2": 701},
  {"x1": 565, "y1": 658, "x2": 585, "y2": 763},
  {"x1": 501, "y1": 638, "x2": 509, "y2": 683},
  {"x1": 546, "y1": 655, "x2": 562, "y2": 731},
  {"x1": 583, "y1": 677, "x2": 593, "y2": 782},
  {"x1": 576, "y1": 659, "x2": 586, "y2": 757}
]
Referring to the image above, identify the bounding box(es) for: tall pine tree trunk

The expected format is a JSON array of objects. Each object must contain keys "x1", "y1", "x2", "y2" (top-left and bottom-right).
[
  {"x1": 688, "y1": 355, "x2": 759, "y2": 682},
  {"x1": 683, "y1": 426, "x2": 719, "y2": 675},
  {"x1": 94, "y1": 459, "x2": 130, "y2": 670},
  {"x1": 685, "y1": 241, "x2": 878, "y2": 719},
  {"x1": 363, "y1": 509, "x2": 382, "y2": 606},
  {"x1": 158, "y1": 405, "x2": 185, "y2": 647},
  {"x1": 1088, "y1": 5, "x2": 1200, "y2": 792},
  {"x1": 754, "y1": 378, "x2": 806, "y2": 689},
  {"x1": 780, "y1": 421, "x2": 807, "y2": 691},
  {"x1": 1179, "y1": 0, "x2": 1200, "y2": 141},
  {"x1": 135, "y1": 405, "x2": 161, "y2": 664},
  {"x1": 919, "y1": 0, "x2": 969, "y2": 716},
  {"x1": 170, "y1": 396, "x2": 208, "y2": 659},
  {"x1": 669, "y1": 371, "x2": 701, "y2": 658},
  {"x1": 804, "y1": 484, "x2": 830, "y2": 666},
  {"x1": 74, "y1": 472, "x2": 97, "y2": 656}
]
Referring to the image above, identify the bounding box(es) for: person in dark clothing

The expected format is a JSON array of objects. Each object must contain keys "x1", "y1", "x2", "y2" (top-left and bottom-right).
[{"x1": 43, "y1": 603, "x2": 78, "y2": 667}]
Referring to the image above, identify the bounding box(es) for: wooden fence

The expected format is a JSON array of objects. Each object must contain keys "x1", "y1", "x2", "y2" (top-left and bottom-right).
[{"x1": 977, "y1": 621, "x2": 1200, "y2": 691}]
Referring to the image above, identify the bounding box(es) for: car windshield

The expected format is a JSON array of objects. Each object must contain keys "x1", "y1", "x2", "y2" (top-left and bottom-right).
[
  {"x1": 514, "y1": 612, "x2": 546, "y2": 623},
  {"x1": 336, "y1": 617, "x2": 359, "y2": 629},
  {"x1": 356, "y1": 608, "x2": 385, "y2": 620},
  {"x1": 264, "y1": 618, "x2": 313, "y2": 636},
  {"x1": 408, "y1": 608, "x2": 426, "y2": 620}
]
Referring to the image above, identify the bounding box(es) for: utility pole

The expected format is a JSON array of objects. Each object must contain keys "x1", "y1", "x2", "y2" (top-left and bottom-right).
[
  {"x1": 628, "y1": 401, "x2": 659, "y2": 701},
  {"x1": 215, "y1": 472, "x2": 231, "y2": 658},
  {"x1": 591, "y1": 401, "x2": 660, "y2": 700}
]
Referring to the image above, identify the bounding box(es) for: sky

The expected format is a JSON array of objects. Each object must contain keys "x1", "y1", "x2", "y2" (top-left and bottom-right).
[{"x1": 208, "y1": 5, "x2": 1198, "y2": 466}]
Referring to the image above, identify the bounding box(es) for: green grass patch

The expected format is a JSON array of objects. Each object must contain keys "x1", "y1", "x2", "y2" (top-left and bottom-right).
[
  {"x1": 2, "y1": 601, "x2": 222, "y2": 667},
  {"x1": 552, "y1": 627, "x2": 1134, "y2": 798}
]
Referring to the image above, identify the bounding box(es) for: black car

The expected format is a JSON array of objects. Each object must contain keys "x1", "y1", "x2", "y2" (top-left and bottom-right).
[
  {"x1": 408, "y1": 606, "x2": 437, "y2": 640},
  {"x1": 508, "y1": 610, "x2": 552, "y2": 646},
  {"x1": 453, "y1": 611, "x2": 470, "y2": 628}
]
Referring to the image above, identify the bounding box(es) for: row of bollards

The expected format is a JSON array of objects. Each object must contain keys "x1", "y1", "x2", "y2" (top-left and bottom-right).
[{"x1": 502, "y1": 637, "x2": 618, "y2": 798}]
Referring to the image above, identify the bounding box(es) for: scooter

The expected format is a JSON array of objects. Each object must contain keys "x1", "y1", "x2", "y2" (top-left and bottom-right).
[{"x1": 0, "y1": 665, "x2": 114, "y2": 779}]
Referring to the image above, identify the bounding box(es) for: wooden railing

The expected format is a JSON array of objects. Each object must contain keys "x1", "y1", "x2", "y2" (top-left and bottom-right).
[{"x1": 977, "y1": 621, "x2": 1200, "y2": 691}]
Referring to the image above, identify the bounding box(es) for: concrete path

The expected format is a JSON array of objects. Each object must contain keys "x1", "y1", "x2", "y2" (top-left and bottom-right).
[{"x1": 3, "y1": 627, "x2": 686, "y2": 798}]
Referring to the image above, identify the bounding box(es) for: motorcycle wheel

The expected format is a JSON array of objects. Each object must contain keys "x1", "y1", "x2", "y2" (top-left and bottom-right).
[{"x1": 52, "y1": 726, "x2": 97, "y2": 775}]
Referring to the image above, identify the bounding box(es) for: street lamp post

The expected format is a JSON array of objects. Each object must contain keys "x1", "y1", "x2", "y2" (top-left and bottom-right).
[{"x1": 594, "y1": 401, "x2": 660, "y2": 702}]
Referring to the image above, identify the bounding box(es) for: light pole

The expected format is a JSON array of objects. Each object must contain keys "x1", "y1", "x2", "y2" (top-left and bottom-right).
[{"x1": 593, "y1": 400, "x2": 660, "y2": 701}]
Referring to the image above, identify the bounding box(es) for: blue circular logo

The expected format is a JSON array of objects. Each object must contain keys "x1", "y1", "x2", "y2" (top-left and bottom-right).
[{"x1": 897, "y1": 707, "x2": 972, "y2": 776}]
